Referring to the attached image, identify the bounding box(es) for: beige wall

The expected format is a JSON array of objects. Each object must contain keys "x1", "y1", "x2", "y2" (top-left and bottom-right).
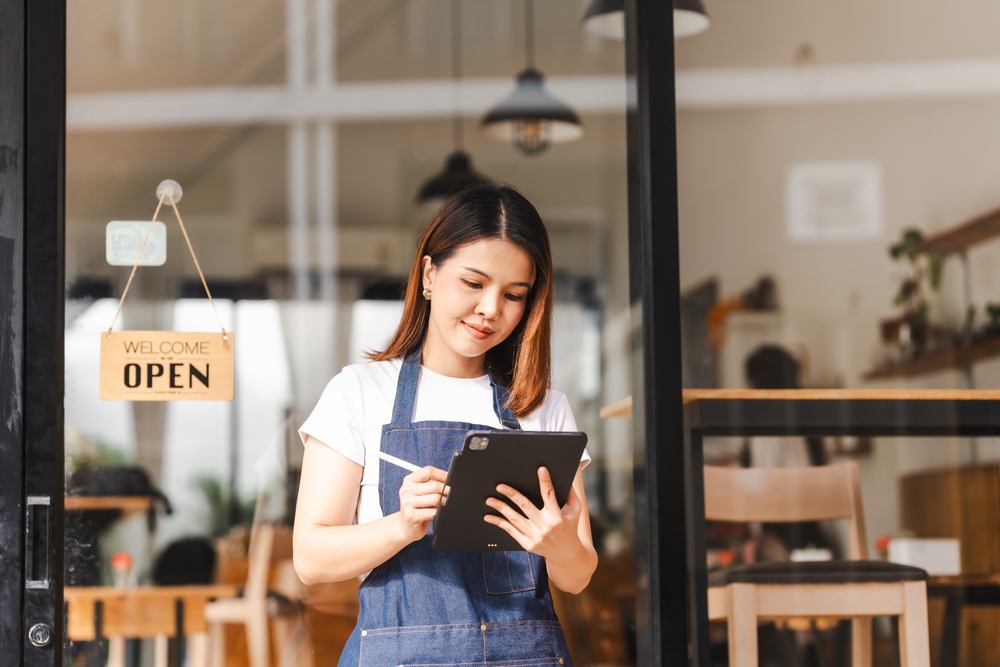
[
  {"x1": 678, "y1": 100, "x2": 1000, "y2": 385},
  {"x1": 676, "y1": 0, "x2": 1000, "y2": 68},
  {"x1": 677, "y1": 1, "x2": 1000, "y2": 547}
]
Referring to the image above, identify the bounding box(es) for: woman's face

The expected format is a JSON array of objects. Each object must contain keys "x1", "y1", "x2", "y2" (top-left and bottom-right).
[{"x1": 422, "y1": 238, "x2": 534, "y2": 375}]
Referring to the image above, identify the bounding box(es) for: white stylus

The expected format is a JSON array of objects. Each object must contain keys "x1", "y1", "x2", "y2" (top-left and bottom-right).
[{"x1": 377, "y1": 451, "x2": 421, "y2": 473}]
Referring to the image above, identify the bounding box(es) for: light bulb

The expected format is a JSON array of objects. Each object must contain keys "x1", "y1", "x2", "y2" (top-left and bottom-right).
[{"x1": 513, "y1": 119, "x2": 551, "y2": 156}]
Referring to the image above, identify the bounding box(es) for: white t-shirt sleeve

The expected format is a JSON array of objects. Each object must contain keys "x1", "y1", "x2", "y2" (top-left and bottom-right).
[
  {"x1": 532, "y1": 389, "x2": 591, "y2": 468},
  {"x1": 298, "y1": 367, "x2": 366, "y2": 467},
  {"x1": 546, "y1": 391, "x2": 578, "y2": 431}
]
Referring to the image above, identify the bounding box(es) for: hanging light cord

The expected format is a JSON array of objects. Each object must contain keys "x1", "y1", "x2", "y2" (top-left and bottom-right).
[
  {"x1": 524, "y1": 0, "x2": 535, "y2": 70},
  {"x1": 451, "y1": 0, "x2": 463, "y2": 151}
]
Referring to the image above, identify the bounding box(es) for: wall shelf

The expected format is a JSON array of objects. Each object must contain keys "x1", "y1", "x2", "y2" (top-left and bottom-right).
[
  {"x1": 914, "y1": 204, "x2": 1000, "y2": 256},
  {"x1": 864, "y1": 336, "x2": 1000, "y2": 380},
  {"x1": 865, "y1": 203, "x2": 1000, "y2": 380}
]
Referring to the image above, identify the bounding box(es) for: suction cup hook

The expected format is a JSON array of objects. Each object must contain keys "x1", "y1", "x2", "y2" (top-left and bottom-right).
[{"x1": 156, "y1": 179, "x2": 183, "y2": 204}]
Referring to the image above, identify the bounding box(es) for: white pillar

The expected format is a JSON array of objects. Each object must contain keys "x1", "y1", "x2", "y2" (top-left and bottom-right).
[
  {"x1": 287, "y1": 124, "x2": 311, "y2": 301},
  {"x1": 287, "y1": 0, "x2": 311, "y2": 301},
  {"x1": 314, "y1": 0, "x2": 338, "y2": 305}
]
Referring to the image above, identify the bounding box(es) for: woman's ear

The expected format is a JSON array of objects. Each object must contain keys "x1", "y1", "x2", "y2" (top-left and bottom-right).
[{"x1": 421, "y1": 255, "x2": 435, "y2": 290}]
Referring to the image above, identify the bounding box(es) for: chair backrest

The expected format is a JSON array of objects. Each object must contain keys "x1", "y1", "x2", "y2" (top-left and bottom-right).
[
  {"x1": 245, "y1": 522, "x2": 276, "y2": 602},
  {"x1": 703, "y1": 462, "x2": 868, "y2": 559}
]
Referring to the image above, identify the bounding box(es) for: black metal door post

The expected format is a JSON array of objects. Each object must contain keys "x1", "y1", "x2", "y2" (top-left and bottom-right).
[
  {"x1": 624, "y1": 1, "x2": 707, "y2": 666},
  {"x1": 0, "y1": 0, "x2": 28, "y2": 663},
  {"x1": 0, "y1": 0, "x2": 66, "y2": 665}
]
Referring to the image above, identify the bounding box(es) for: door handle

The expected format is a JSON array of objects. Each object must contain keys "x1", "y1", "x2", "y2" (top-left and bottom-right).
[{"x1": 25, "y1": 496, "x2": 50, "y2": 590}]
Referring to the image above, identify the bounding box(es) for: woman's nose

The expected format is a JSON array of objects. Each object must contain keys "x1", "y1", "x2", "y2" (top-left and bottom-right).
[{"x1": 476, "y1": 292, "x2": 502, "y2": 319}]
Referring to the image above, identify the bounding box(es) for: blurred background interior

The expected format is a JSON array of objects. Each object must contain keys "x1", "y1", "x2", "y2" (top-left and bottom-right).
[{"x1": 62, "y1": 0, "x2": 1000, "y2": 666}]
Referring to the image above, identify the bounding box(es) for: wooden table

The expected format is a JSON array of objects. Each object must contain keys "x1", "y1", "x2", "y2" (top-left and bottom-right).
[
  {"x1": 926, "y1": 574, "x2": 1000, "y2": 667},
  {"x1": 65, "y1": 496, "x2": 154, "y2": 519},
  {"x1": 604, "y1": 389, "x2": 1000, "y2": 667},
  {"x1": 65, "y1": 585, "x2": 238, "y2": 667}
]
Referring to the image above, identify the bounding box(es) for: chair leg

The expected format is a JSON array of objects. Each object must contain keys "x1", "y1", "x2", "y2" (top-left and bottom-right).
[
  {"x1": 187, "y1": 632, "x2": 209, "y2": 667},
  {"x1": 108, "y1": 637, "x2": 126, "y2": 667},
  {"x1": 153, "y1": 633, "x2": 169, "y2": 667},
  {"x1": 898, "y1": 581, "x2": 930, "y2": 667},
  {"x1": 247, "y1": 608, "x2": 271, "y2": 667},
  {"x1": 275, "y1": 617, "x2": 314, "y2": 667},
  {"x1": 208, "y1": 621, "x2": 226, "y2": 667},
  {"x1": 851, "y1": 618, "x2": 872, "y2": 667},
  {"x1": 271, "y1": 615, "x2": 295, "y2": 666},
  {"x1": 728, "y1": 584, "x2": 759, "y2": 667}
]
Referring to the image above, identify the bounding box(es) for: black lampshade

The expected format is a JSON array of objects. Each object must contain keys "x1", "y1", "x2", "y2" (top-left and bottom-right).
[
  {"x1": 581, "y1": 0, "x2": 624, "y2": 39},
  {"x1": 481, "y1": 69, "x2": 583, "y2": 156},
  {"x1": 675, "y1": 0, "x2": 711, "y2": 37},
  {"x1": 582, "y1": 0, "x2": 710, "y2": 40},
  {"x1": 416, "y1": 150, "x2": 491, "y2": 203}
]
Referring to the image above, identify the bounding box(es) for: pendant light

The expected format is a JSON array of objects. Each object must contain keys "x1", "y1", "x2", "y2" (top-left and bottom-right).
[
  {"x1": 482, "y1": 0, "x2": 583, "y2": 156},
  {"x1": 416, "y1": 0, "x2": 490, "y2": 203},
  {"x1": 581, "y1": 0, "x2": 710, "y2": 40}
]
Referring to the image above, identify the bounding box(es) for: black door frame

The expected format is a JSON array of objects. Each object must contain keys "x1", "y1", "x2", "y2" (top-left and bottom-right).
[
  {"x1": 624, "y1": 2, "x2": 705, "y2": 666},
  {"x1": 0, "y1": 0, "x2": 66, "y2": 665},
  {"x1": 0, "y1": 0, "x2": 696, "y2": 665}
]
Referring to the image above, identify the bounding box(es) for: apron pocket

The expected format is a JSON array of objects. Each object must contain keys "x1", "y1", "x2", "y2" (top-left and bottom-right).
[
  {"x1": 482, "y1": 551, "x2": 537, "y2": 594},
  {"x1": 359, "y1": 621, "x2": 571, "y2": 667}
]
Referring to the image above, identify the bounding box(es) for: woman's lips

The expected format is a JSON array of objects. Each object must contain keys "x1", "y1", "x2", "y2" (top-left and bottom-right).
[{"x1": 463, "y1": 322, "x2": 494, "y2": 340}]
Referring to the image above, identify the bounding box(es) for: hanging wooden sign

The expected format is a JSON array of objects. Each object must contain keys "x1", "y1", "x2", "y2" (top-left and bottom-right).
[
  {"x1": 100, "y1": 331, "x2": 234, "y2": 401},
  {"x1": 100, "y1": 180, "x2": 235, "y2": 402}
]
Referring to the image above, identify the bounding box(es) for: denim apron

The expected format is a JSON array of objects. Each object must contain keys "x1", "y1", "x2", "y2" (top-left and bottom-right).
[{"x1": 338, "y1": 352, "x2": 573, "y2": 666}]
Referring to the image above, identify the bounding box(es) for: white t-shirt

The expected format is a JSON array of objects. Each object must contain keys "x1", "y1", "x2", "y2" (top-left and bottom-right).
[{"x1": 299, "y1": 357, "x2": 590, "y2": 525}]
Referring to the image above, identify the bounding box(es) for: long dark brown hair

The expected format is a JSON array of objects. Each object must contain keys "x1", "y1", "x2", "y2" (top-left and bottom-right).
[{"x1": 370, "y1": 184, "x2": 553, "y2": 417}]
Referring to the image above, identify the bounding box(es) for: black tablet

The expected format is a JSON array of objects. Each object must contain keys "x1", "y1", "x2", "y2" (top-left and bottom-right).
[{"x1": 432, "y1": 430, "x2": 588, "y2": 551}]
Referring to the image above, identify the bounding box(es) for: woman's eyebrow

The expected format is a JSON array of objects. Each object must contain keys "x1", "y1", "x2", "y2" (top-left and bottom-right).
[{"x1": 461, "y1": 266, "x2": 532, "y2": 289}]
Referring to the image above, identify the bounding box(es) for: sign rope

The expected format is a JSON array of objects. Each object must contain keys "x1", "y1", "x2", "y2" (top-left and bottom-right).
[{"x1": 107, "y1": 182, "x2": 227, "y2": 338}]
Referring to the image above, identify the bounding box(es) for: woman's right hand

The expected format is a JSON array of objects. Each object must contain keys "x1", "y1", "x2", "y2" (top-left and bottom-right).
[{"x1": 395, "y1": 466, "x2": 448, "y2": 543}]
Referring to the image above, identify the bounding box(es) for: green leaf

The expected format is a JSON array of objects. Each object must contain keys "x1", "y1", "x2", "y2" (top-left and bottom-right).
[
  {"x1": 987, "y1": 303, "x2": 1000, "y2": 323},
  {"x1": 928, "y1": 256, "x2": 944, "y2": 291}
]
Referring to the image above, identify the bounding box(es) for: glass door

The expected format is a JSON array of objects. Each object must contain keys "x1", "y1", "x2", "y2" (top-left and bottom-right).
[{"x1": 56, "y1": 1, "x2": 645, "y2": 666}]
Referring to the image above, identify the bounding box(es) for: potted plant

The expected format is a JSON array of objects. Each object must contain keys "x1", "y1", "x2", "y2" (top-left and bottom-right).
[{"x1": 882, "y1": 228, "x2": 945, "y2": 355}]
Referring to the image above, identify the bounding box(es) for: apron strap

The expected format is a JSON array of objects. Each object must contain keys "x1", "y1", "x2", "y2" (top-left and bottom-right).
[
  {"x1": 389, "y1": 350, "x2": 423, "y2": 426},
  {"x1": 489, "y1": 369, "x2": 522, "y2": 430},
  {"x1": 389, "y1": 349, "x2": 522, "y2": 429}
]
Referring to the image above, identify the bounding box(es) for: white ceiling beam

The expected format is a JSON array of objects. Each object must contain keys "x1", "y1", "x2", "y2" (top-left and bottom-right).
[
  {"x1": 67, "y1": 76, "x2": 628, "y2": 130},
  {"x1": 68, "y1": 57, "x2": 1000, "y2": 131},
  {"x1": 676, "y1": 57, "x2": 1000, "y2": 109}
]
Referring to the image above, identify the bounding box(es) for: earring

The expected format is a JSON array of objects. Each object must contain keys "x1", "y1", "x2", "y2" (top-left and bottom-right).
[{"x1": 422, "y1": 288, "x2": 432, "y2": 300}]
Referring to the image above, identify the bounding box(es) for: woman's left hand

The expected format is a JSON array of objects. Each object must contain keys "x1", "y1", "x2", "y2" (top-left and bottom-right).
[{"x1": 484, "y1": 467, "x2": 586, "y2": 564}]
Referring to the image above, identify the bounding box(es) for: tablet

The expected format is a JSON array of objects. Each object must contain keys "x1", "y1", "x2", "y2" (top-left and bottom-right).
[{"x1": 432, "y1": 430, "x2": 588, "y2": 551}]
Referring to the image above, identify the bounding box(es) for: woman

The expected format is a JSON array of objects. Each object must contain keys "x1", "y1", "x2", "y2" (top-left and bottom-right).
[{"x1": 294, "y1": 184, "x2": 598, "y2": 665}]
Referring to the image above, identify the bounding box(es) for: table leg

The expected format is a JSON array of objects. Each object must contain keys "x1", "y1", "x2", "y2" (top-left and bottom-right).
[
  {"x1": 171, "y1": 598, "x2": 185, "y2": 667},
  {"x1": 94, "y1": 600, "x2": 104, "y2": 640},
  {"x1": 94, "y1": 600, "x2": 106, "y2": 666},
  {"x1": 940, "y1": 591, "x2": 963, "y2": 667}
]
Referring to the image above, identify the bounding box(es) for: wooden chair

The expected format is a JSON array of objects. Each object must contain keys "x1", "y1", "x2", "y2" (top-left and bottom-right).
[
  {"x1": 203, "y1": 523, "x2": 299, "y2": 667},
  {"x1": 705, "y1": 462, "x2": 930, "y2": 667}
]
